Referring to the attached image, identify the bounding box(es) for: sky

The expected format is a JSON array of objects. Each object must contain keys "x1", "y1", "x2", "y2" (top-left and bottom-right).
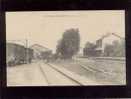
[{"x1": 6, "y1": 10, "x2": 125, "y2": 53}]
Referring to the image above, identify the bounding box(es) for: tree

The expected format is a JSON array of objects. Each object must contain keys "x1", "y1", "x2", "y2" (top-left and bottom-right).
[
  {"x1": 83, "y1": 42, "x2": 97, "y2": 56},
  {"x1": 104, "y1": 44, "x2": 114, "y2": 56},
  {"x1": 112, "y1": 40, "x2": 125, "y2": 57},
  {"x1": 104, "y1": 40, "x2": 125, "y2": 57},
  {"x1": 112, "y1": 40, "x2": 120, "y2": 56},
  {"x1": 56, "y1": 28, "x2": 80, "y2": 59},
  {"x1": 120, "y1": 39, "x2": 125, "y2": 57}
]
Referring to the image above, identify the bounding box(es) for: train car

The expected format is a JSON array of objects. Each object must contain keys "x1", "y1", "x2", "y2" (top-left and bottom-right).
[{"x1": 6, "y1": 43, "x2": 33, "y2": 66}]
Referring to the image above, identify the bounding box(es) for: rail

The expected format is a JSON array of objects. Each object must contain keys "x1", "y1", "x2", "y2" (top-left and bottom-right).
[
  {"x1": 39, "y1": 62, "x2": 84, "y2": 86},
  {"x1": 88, "y1": 57, "x2": 125, "y2": 61},
  {"x1": 43, "y1": 62, "x2": 102, "y2": 85},
  {"x1": 46, "y1": 63, "x2": 83, "y2": 85},
  {"x1": 39, "y1": 64, "x2": 50, "y2": 85}
]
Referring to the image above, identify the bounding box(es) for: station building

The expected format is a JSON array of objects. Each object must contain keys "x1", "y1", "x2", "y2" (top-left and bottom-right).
[
  {"x1": 95, "y1": 33, "x2": 124, "y2": 56},
  {"x1": 30, "y1": 44, "x2": 52, "y2": 60}
]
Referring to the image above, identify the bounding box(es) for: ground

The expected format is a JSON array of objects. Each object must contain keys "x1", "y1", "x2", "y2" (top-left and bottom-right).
[
  {"x1": 52, "y1": 57, "x2": 126, "y2": 85},
  {"x1": 7, "y1": 61, "x2": 80, "y2": 86},
  {"x1": 7, "y1": 57, "x2": 126, "y2": 86},
  {"x1": 7, "y1": 62, "x2": 48, "y2": 86}
]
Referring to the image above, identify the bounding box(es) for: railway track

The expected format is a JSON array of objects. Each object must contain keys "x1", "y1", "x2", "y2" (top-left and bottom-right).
[
  {"x1": 38, "y1": 62, "x2": 101, "y2": 86},
  {"x1": 52, "y1": 59, "x2": 125, "y2": 85},
  {"x1": 39, "y1": 64, "x2": 51, "y2": 85},
  {"x1": 8, "y1": 60, "x2": 122, "y2": 86},
  {"x1": 74, "y1": 59, "x2": 126, "y2": 84},
  {"x1": 74, "y1": 59, "x2": 124, "y2": 76},
  {"x1": 46, "y1": 63, "x2": 84, "y2": 85},
  {"x1": 38, "y1": 62, "x2": 83, "y2": 86},
  {"x1": 77, "y1": 62, "x2": 112, "y2": 76},
  {"x1": 7, "y1": 61, "x2": 100, "y2": 86}
]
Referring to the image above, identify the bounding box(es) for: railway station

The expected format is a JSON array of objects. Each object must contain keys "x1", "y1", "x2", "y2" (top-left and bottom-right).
[
  {"x1": 6, "y1": 41, "x2": 126, "y2": 86},
  {"x1": 6, "y1": 11, "x2": 126, "y2": 86}
]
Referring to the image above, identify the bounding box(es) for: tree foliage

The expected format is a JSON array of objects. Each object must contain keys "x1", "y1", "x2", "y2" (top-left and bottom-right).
[
  {"x1": 83, "y1": 42, "x2": 97, "y2": 56},
  {"x1": 104, "y1": 44, "x2": 114, "y2": 56},
  {"x1": 56, "y1": 28, "x2": 80, "y2": 59},
  {"x1": 104, "y1": 40, "x2": 125, "y2": 57},
  {"x1": 83, "y1": 39, "x2": 125, "y2": 57}
]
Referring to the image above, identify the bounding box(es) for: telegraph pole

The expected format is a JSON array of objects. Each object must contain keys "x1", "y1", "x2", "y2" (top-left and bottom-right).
[
  {"x1": 25, "y1": 39, "x2": 28, "y2": 64},
  {"x1": 26, "y1": 33, "x2": 30, "y2": 64}
]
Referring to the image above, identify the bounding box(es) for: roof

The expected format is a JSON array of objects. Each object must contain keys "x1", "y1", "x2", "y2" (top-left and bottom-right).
[
  {"x1": 30, "y1": 44, "x2": 52, "y2": 52},
  {"x1": 6, "y1": 42, "x2": 25, "y2": 48},
  {"x1": 96, "y1": 33, "x2": 124, "y2": 41}
]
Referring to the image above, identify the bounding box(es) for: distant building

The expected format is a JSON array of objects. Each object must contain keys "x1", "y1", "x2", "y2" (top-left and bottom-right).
[
  {"x1": 6, "y1": 43, "x2": 33, "y2": 66},
  {"x1": 30, "y1": 44, "x2": 52, "y2": 60},
  {"x1": 95, "y1": 33, "x2": 124, "y2": 55}
]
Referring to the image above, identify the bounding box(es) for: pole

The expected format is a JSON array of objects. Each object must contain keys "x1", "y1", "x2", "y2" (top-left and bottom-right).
[{"x1": 25, "y1": 39, "x2": 28, "y2": 63}]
